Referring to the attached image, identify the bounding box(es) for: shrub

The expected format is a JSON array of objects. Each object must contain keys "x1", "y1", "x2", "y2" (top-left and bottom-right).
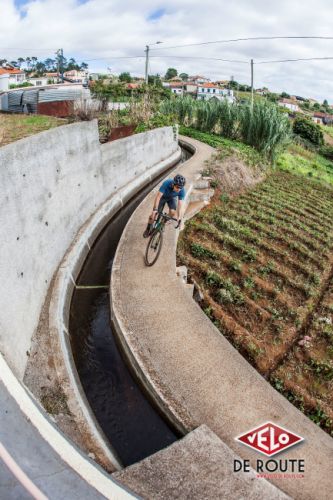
[
  {"x1": 293, "y1": 117, "x2": 324, "y2": 146},
  {"x1": 319, "y1": 145, "x2": 333, "y2": 161}
]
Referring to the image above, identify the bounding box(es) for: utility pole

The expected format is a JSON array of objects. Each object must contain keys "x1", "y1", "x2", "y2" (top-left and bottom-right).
[
  {"x1": 145, "y1": 45, "x2": 149, "y2": 85},
  {"x1": 251, "y1": 59, "x2": 254, "y2": 107},
  {"x1": 145, "y1": 42, "x2": 162, "y2": 85},
  {"x1": 56, "y1": 49, "x2": 60, "y2": 83},
  {"x1": 60, "y1": 48, "x2": 64, "y2": 83}
]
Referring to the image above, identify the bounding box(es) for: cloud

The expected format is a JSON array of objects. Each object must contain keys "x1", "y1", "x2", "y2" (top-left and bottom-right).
[{"x1": 0, "y1": 0, "x2": 332, "y2": 101}]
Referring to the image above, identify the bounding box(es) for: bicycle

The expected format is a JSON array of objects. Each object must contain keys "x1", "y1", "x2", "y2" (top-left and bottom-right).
[{"x1": 144, "y1": 211, "x2": 180, "y2": 266}]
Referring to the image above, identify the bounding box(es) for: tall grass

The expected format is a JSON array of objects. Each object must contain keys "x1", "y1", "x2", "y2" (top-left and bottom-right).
[
  {"x1": 239, "y1": 101, "x2": 291, "y2": 160},
  {"x1": 160, "y1": 97, "x2": 291, "y2": 160}
]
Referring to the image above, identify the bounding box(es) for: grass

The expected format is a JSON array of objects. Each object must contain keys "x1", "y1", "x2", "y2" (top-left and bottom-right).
[
  {"x1": 235, "y1": 91, "x2": 265, "y2": 102},
  {"x1": 277, "y1": 143, "x2": 333, "y2": 186},
  {"x1": 0, "y1": 113, "x2": 67, "y2": 146},
  {"x1": 181, "y1": 124, "x2": 333, "y2": 187},
  {"x1": 322, "y1": 125, "x2": 333, "y2": 139},
  {"x1": 179, "y1": 126, "x2": 267, "y2": 169}
]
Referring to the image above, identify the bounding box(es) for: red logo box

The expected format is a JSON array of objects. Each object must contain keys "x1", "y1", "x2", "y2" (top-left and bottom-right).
[{"x1": 235, "y1": 422, "x2": 304, "y2": 456}]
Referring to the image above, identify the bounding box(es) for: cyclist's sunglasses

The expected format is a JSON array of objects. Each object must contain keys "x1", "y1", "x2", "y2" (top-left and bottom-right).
[{"x1": 173, "y1": 184, "x2": 181, "y2": 190}]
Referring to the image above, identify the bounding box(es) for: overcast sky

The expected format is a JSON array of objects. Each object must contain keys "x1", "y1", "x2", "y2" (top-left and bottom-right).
[{"x1": 1, "y1": 0, "x2": 333, "y2": 102}]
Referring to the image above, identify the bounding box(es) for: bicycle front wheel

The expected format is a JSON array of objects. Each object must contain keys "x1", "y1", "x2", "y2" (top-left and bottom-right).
[{"x1": 144, "y1": 230, "x2": 163, "y2": 266}]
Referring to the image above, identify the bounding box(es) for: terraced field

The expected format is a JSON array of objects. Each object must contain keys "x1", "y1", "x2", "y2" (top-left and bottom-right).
[{"x1": 178, "y1": 171, "x2": 333, "y2": 435}]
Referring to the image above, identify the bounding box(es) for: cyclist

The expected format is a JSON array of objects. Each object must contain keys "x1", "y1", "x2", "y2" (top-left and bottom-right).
[{"x1": 143, "y1": 174, "x2": 186, "y2": 238}]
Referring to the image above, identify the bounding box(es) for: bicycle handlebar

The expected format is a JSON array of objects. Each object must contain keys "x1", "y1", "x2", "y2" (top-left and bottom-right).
[{"x1": 158, "y1": 211, "x2": 178, "y2": 222}]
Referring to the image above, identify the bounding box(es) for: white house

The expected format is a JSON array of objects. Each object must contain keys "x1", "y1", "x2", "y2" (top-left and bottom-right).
[
  {"x1": 0, "y1": 65, "x2": 25, "y2": 86},
  {"x1": 169, "y1": 83, "x2": 185, "y2": 96},
  {"x1": 197, "y1": 84, "x2": 234, "y2": 102},
  {"x1": 0, "y1": 73, "x2": 9, "y2": 91},
  {"x1": 27, "y1": 76, "x2": 50, "y2": 87},
  {"x1": 64, "y1": 70, "x2": 88, "y2": 83},
  {"x1": 278, "y1": 98, "x2": 299, "y2": 112}
]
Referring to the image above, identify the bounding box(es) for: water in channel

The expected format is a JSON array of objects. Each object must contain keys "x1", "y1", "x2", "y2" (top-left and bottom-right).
[{"x1": 69, "y1": 146, "x2": 192, "y2": 467}]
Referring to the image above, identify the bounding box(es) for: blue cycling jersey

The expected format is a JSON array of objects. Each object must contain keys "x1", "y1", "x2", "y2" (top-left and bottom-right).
[{"x1": 159, "y1": 179, "x2": 185, "y2": 201}]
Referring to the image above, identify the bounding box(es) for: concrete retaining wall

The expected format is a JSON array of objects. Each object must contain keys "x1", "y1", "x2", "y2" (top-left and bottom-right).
[{"x1": 0, "y1": 121, "x2": 178, "y2": 379}]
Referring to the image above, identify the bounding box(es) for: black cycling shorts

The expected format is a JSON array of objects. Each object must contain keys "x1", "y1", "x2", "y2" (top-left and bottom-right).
[{"x1": 158, "y1": 196, "x2": 177, "y2": 212}]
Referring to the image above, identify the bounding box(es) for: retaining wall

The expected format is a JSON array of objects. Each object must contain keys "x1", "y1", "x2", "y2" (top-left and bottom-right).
[{"x1": 0, "y1": 121, "x2": 178, "y2": 379}]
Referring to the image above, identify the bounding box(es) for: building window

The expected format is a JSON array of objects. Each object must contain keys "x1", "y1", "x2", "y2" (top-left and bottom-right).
[{"x1": 36, "y1": 81, "x2": 42, "y2": 86}]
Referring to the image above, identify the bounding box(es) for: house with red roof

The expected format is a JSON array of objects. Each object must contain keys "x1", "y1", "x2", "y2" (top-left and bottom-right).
[
  {"x1": 0, "y1": 64, "x2": 26, "y2": 87},
  {"x1": 312, "y1": 112, "x2": 333, "y2": 125},
  {"x1": 197, "y1": 83, "x2": 234, "y2": 102}
]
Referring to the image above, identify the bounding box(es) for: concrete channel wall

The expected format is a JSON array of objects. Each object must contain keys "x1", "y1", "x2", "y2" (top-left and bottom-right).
[{"x1": 0, "y1": 121, "x2": 178, "y2": 379}]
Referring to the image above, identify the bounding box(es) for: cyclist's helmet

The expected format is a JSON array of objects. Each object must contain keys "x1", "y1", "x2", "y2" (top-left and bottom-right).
[{"x1": 173, "y1": 174, "x2": 186, "y2": 187}]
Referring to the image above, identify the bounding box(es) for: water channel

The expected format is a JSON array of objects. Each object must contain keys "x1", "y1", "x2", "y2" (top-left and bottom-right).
[{"x1": 69, "y1": 145, "x2": 192, "y2": 467}]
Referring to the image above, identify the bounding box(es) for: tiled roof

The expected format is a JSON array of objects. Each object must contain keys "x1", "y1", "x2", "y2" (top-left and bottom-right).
[
  {"x1": 313, "y1": 112, "x2": 332, "y2": 118},
  {"x1": 199, "y1": 83, "x2": 221, "y2": 89},
  {"x1": 0, "y1": 68, "x2": 24, "y2": 75}
]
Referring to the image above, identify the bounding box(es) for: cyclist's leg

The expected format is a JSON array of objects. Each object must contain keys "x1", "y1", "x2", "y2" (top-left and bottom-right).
[
  {"x1": 143, "y1": 198, "x2": 166, "y2": 238},
  {"x1": 167, "y1": 198, "x2": 177, "y2": 220}
]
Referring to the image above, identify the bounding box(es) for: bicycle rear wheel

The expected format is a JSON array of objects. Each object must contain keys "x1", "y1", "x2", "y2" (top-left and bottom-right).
[{"x1": 144, "y1": 230, "x2": 163, "y2": 266}]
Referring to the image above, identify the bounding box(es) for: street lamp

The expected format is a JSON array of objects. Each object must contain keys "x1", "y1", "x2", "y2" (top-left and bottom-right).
[{"x1": 145, "y1": 41, "x2": 162, "y2": 84}]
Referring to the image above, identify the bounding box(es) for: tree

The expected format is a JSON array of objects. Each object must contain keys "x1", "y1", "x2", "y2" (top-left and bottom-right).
[
  {"x1": 35, "y1": 61, "x2": 46, "y2": 76},
  {"x1": 323, "y1": 99, "x2": 329, "y2": 107},
  {"x1": 17, "y1": 57, "x2": 25, "y2": 68},
  {"x1": 293, "y1": 117, "x2": 324, "y2": 146},
  {"x1": 119, "y1": 72, "x2": 132, "y2": 83},
  {"x1": 31, "y1": 56, "x2": 38, "y2": 70},
  {"x1": 179, "y1": 73, "x2": 188, "y2": 81},
  {"x1": 148, "y1": 74, "x2": 162, "y2": 87},
  {"x1": 281, "y1": 91, "x2": 290, "y2": 98},
  {"x1": 164, "y1": 68, "x2": 177, "y2": 80},
  {"x1": 228, "y1": 80, "x2": 239, "y2": 89},
  {"x1": 44, "y1": 58, "x2": 56, "y2": 71},
  {"x1": 266, "y1": 92, "x2": 279, "y2": 103}
]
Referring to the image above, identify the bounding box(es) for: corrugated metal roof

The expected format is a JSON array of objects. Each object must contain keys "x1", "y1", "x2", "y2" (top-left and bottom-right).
[
  {"x1": 3, "y1": 86, "x2": 90, "y2": 113},
  {"x1": 38, "y1": 87, "x2": 90, "y2": 102}
]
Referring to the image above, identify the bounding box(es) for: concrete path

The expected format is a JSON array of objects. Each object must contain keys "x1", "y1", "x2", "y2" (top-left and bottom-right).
[
  {"x1": 114, "y1": 425, "x2": 290, "y2": 500},
  {"x1": 111, "y1": 136, "x2": 333, "y2": 500}
]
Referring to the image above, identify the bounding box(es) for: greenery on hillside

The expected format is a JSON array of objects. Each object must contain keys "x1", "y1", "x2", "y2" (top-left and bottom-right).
[{"x1": 162, "y1": 98, "x2": 291, "y2": 160}]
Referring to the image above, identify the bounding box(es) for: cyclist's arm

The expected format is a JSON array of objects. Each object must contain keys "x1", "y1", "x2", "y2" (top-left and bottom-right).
[
  {"x1": 153, "y1": 191, "x2": 163, "y2": 211},
  {"x1": 149, "y1": 191, "x2": 163, "y2": 221}
]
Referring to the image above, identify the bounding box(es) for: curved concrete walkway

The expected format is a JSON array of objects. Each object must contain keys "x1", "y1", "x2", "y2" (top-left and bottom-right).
[{"x1": 111, "y1": 136, "x2": 333, "y2": 500}]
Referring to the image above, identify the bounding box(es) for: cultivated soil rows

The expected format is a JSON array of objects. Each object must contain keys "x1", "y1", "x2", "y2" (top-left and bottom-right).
[{"x1": 177, "y1": 171, "x2": 333, "y2": 436}]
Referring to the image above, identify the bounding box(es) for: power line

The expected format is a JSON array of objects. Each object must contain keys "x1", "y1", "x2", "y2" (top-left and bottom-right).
[
  {"x1": 84, "y1": 55, "x2": 145, "y2": 61},
  {"x1": 83, "y1": 55, "x2": 248, "y2": 63},
  {"x1": 256, "y1": 56, "x2": 333, "y2": 64},
  {"x1": 150, "y1": 36, "x2": 333, "y2": 51},
  {"x1": 149, "y1": 55, "x2": 248, "y2": 63}
]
